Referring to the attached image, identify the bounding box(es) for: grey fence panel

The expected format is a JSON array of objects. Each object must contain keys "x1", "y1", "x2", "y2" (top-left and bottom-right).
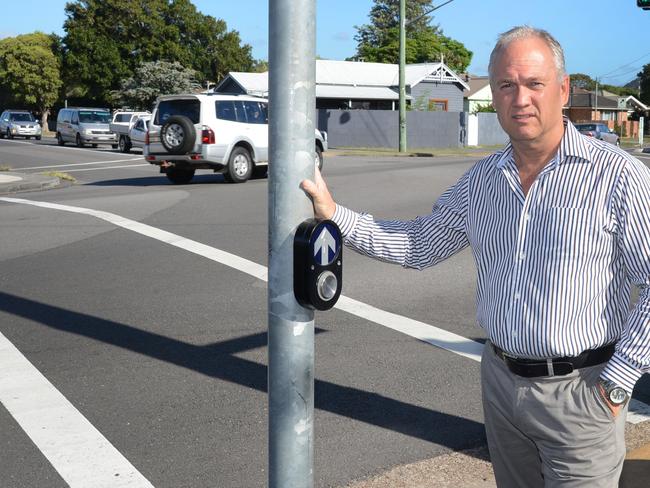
[
  {"x1": 317, "y1": 109, "x2": 463, "y2": 149},
  {"x1": 477, "y1": 113, "x2": 508, "y2": 146},
  {"x1": 408, "y1": 111, "x2": 463, "y2": 148}
]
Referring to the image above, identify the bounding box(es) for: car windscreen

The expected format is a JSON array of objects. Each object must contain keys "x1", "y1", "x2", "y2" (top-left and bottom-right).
[
  {"x1": 10, "y1": 113, "x2": 34, "y2": 122},
  {"x1": 575, "y1": 124, "x2": 596, "y2": 131},
  {"x1": 155, "y1": 99, "x2": 201, "y2": 125},
  {"x1": 78, "y1": 111, "x2": 111, "y2": 124}
]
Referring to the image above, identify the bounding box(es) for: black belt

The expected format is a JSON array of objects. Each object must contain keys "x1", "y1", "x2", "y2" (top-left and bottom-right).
[{"x1": 491, "y1": 343, "x2": 615, "y2": 378}]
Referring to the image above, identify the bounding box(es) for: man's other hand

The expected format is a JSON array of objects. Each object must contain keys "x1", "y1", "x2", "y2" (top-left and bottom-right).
[{"x1": 300, "y1": 166, "x2": 336, "y2": 220}]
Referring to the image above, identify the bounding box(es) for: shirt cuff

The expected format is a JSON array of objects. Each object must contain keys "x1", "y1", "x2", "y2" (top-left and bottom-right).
[
  {"x1": 600, "y1": 352, "x2": 644, "y2": 394},
  {"x1": 331, "y1": 204, "x2": 359, "y2": 237}
]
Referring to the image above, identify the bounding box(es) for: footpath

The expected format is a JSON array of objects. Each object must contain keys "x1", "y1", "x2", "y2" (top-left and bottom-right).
[
  {"x1": 0, "y1": 171, "x2": 60, "y2": 194},
  {"x1": 344, "y1": 421, "x2": 650, "y2": 488}
]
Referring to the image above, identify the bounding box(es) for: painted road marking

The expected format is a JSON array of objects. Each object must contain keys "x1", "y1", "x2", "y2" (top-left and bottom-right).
[
  {"x1": 1, "y1": 191, "x2": 648, "y2": 452},
  {"x1": 19, "y1": 158, "x2": 143, "y2": 170},
  {"x1": 0, "y1": 331, "x2": 155, "y2": 487}
]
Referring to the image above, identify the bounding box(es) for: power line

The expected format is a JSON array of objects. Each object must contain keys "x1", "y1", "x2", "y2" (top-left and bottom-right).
[{"x1": 598, "y1": 51, "x2": 650, "y2": 78}]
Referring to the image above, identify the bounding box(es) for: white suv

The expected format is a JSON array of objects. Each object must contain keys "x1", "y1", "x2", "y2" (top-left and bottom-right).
[{"x1": 144, "y1": 93, "x2": 327, "y2": 184}]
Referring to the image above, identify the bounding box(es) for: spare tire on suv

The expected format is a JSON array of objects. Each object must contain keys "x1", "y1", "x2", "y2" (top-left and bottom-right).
[{"x1": 160, "y1": 115, "x2": 196, "y2": 154}]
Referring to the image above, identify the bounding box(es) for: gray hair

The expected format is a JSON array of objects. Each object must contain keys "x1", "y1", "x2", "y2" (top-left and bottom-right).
[{"x1": 488, "y1": 26, "x2": 566, "y2": 84}]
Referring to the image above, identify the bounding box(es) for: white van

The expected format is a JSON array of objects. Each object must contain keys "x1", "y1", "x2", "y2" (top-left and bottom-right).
[{"x1": 56, "y1": 108, "x2": 117, "y2": 148}]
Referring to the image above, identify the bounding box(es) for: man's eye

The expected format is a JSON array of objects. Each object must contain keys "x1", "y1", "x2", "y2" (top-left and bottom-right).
[{"x1": 500, "y1": 83, "x2": 512, "y2": 90}]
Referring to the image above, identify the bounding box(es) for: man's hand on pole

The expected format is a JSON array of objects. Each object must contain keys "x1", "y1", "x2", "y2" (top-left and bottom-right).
[{"x1": 300, "y1": 166, "x2": 336, "y2": 220}]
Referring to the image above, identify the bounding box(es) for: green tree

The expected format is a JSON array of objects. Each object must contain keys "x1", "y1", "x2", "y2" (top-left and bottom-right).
[
  {"x1": 0, "y1": 32, "x2": 62, "y2": 128},
  {"x1": 569, "y1": 73, "x2": 596, "y2": 91},
  {"x1": 638, "y1": 63, "x2": 650, "y2": 105},
  {"x1": 62, "y1": 0, "x2": 254, "y2": 106},
  {"x1": 352, "y1": 0, "x2": 472, "y2": 73},
  {"x1": 112, "y1": 61, "x2": 200, "y2": 111}
]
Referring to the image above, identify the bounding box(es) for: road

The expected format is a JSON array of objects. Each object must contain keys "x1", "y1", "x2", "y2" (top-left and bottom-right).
[{"x1": 1, "y1": 136, "x2": 650, "y2": 488}]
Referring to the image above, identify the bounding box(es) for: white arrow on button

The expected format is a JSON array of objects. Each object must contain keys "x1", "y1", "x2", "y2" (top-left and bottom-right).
[{"x1": 314, "y1": 227, "x2": 336, "y2": 266}]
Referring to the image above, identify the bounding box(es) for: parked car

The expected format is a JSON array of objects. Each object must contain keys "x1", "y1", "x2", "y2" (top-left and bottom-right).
[
  {"x1": 574, "y1": 123, "x2": 620, "y2": 146},
  {"x1": 0, "y1": 110, "x2": 42, "y2": 140},
  {"x1": 144, "y1": 93, "x2": 327, "y2": 184},
  {"x1": 109, "y1": 110, "x2": 151, "y2": 153},
  {"x1": 126, "y1": 115, "x2": 151, "y2": 151},
  {"x1": 56, "y1": 107, "x2": 117, "y2": 148}
]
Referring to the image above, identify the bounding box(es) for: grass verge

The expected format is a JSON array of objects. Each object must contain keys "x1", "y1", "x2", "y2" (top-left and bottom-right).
[{"x1": 41, "y1": 171, "x2": 76, "y2": 182}]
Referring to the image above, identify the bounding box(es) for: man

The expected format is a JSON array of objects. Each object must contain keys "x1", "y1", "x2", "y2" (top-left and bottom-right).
[{"x1": 301, "y1": 26, "x2": 650, "y2": 487}]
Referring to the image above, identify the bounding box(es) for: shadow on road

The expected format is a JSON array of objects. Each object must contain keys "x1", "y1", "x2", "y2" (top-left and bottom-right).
[
  {"x1": 0, "y1": 291, "x2": 486, "y2": 454},
  {"x1": 87, "y1": 173, "x2": 230, "y2": 187}
]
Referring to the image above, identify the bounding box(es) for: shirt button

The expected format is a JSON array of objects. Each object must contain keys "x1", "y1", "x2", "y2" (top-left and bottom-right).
[
  {"x1": 514, "y1": 292, "x2": 520, "y2": 300},
  {"x1": 519, "y1": 252, "x2": 526, "y2": 260}
]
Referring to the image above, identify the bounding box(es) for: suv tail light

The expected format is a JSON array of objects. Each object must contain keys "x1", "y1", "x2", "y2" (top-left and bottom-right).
[
  {"x1": 585, "y1": 131, "x2": 594, "y2": 137},
  {"x1": 202, "y1": 126, "x2": 215, "y2": 144}
]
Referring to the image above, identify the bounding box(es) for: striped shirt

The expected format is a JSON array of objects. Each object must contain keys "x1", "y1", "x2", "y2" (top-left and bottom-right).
[{"x1": 332, "y1": 121, "x2": 650, "y2": 393}]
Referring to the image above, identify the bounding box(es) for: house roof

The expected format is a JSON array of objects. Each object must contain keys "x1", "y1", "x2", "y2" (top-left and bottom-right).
[
  {"x1": 215, "y1": 59, "x2": 467, "y2": 100},
  {"x1": 567, "y1": 89, "x2": 627, "y2": 110},
  {"x1": 464, "y1": 76, "x2": 490, "y2": 98},
  {"x1": 625, "y1": 95, "x2": 649, "y2": 111}
]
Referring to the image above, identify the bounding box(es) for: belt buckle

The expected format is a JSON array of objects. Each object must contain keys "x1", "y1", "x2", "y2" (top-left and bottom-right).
[{"x1": 547, "y1": 360, "x2": 573, "y2": 376}]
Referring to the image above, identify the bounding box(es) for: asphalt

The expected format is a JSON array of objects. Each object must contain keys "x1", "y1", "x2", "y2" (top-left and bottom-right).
[
  {"x1": 2, "y1": 151, "x2": 650, "y2": 486},
  {"x1": 0, "y1": 171, "x2": 60, "y2": 194}
]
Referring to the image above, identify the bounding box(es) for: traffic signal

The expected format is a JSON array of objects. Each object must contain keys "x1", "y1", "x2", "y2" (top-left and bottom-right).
[{"x1": 639, "y1": 0, "x2": 650, "y2": 10}]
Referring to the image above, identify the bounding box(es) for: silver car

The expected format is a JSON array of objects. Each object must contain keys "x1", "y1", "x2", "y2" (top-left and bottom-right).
[
  {"x1": 574, "y1": 123, "x2": 620, "y2": 146},
  {"x1": 0, "y1": 110, "x2": 42, "y2": 140},
  {"x1": 56, "y1": 107, "x2": 117, "y2": 148}
]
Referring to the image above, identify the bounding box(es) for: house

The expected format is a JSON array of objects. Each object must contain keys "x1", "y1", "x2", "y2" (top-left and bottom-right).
[
  {"x1": 463, "y1": 76, "x2": 492, "y2": 113},
  {"x1": 214, "y1": 59, "x2": 469, "y2": 112},
  {"x1": 564, "y1": 88, "x2": 628, "y2": 124}
]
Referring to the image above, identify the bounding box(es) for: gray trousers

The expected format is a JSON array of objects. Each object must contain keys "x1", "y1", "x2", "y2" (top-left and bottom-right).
[{"x1": 481, "y1": 341, "x2": 628, "y2": 487}]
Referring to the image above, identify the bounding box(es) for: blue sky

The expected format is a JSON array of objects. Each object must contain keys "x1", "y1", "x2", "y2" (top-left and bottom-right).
[{"x1": 2, "y1": 0, "x2": 649, "y2": 86}]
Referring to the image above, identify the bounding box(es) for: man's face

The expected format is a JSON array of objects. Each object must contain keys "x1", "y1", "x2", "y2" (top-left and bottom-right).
[{"x1": 491, "y1": 37, "x2": 569, "y2": 145}]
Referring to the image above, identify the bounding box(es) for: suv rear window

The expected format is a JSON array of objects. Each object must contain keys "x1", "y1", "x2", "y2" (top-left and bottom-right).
[{"x1": 156, "y1": 99, "x2": 201, "y2": 125}]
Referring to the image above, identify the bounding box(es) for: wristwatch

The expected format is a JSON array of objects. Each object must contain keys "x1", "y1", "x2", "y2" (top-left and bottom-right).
[{"x1": 598, "y1": 378, "x2": 629, "y2": 406}]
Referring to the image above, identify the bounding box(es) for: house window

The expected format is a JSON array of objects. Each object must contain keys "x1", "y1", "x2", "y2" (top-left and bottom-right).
[{"x1": 428, "y1": 99, "x2": 448, "y2": 111}]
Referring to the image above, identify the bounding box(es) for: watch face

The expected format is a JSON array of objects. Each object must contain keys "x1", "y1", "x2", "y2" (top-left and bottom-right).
[{"x1": 609, "y1": 387, "x2": 628, "y2": 405}]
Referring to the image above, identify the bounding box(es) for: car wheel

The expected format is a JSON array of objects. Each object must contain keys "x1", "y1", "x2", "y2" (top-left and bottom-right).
[
  {"x1": 118, "y1": 136, "x2": 131, "y2": 153},
  {"x1": 75, "y1": 133, "x2": 85, "y2": 147},
  {"x1": 57, "y1": 133, "x2": 65, "y2": 146},
  {"x1": 616, "y1": 139, "x2": 620, "y2": 147},
  {"x1": 7, "y1": 129, "x2": 13, "y2": 139},
  {"x1": 36, "y1": 136, "x2": 41, "y2": 141},
  {"x1": 315, "y1": 146, "x2": 323, "y2": 171},
  {"x1": 0, "y1": 131, "x2": 4, "y2": 139},
  {"x1": 166, "y1": 167, "x2": 195, "y2": 185},
  {"x1": 160, "y1": 115, "x2": 195, "y2": 155},
  {"x1": 226, "y1": 147, "x2": 253, "y2": 183}
]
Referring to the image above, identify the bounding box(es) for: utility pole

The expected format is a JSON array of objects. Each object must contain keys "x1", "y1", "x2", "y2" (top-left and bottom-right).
[
  {"x1": 268, "y1": 1, "x2": 316, "y2": 487},
  {"x1": 594, "y1": 77, "x2": 599, "y2": 120},
  {"x1": 398, "y1": 0, "x2": 455, "y2": 152},
  {"x1": 399, "y1": 0, "x2": 406, "y2": 152}
]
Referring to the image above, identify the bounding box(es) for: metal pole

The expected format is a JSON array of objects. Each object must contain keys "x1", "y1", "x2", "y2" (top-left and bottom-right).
[
  {"x1": 595, "y1": 77, "x2": 599, "y2": 120},
  {"x1": 399, "y1": 0, "x2": 407, "y2": 152},
  {"x1": 268, "y1": 1, "x2": 316, "y2": 487}
]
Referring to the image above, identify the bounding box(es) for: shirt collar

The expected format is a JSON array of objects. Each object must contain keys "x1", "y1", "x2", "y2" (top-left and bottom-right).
[{"x1": 495, "y1": 117, "x2": 592, "y2": 170}]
